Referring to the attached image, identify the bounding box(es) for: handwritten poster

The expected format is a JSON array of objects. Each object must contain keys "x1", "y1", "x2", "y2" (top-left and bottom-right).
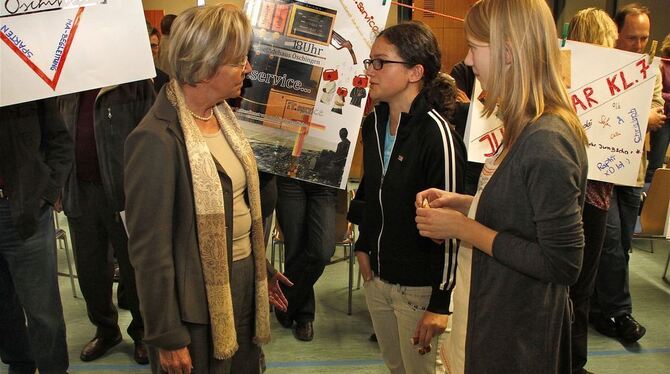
[
  {"x1": 464, "y1": 40, "x2": 659, "y2": 186},
  {"x1": 1, "y1": 0, "x2": 155, "y2": 107},
  {"x1": 237, "y1": 0, "x2": 390, "y2": 189}
]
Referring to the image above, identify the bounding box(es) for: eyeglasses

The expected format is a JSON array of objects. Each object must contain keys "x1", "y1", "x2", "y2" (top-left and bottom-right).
[
  {"x1": 363, "y1": 58, "x2": 413, "y2": 70},
  {"x1": 225, "y1": 56, "x2": 249, "y2": 68}
]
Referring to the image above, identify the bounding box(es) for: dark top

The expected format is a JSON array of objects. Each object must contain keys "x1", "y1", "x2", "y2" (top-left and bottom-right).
[
  {"x1": 0, "y1": 98, "x2": 73, "y2": 239},
  {"x1": 58, "y1": 80, "x2": 155, "y2": 216},
  {"x1": 465, "y1": 114, "x2": 587, "y2": 373},
  {"x1": 450, "y1": 61, "x2": 475, "y2": 99}
]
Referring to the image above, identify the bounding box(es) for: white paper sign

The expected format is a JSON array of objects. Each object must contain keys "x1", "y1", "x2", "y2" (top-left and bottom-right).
[
  {"x1": 464, "y1": 40, "x2": 658, "y2": 186},
  {"x1": 1, "y1": 0, "x2": 156, "y2": 107},
  {"x1": 237, "y1": 0, "x2": 390, "y2": 189}
]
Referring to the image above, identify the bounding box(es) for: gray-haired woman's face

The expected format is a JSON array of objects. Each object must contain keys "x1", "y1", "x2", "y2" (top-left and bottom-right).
[{"x1": 205, "y1": 56, "x2": 252, "y2": 100}]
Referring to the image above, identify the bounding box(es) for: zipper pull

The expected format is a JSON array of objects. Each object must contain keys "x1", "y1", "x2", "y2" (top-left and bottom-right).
[{"x1": 107, "y1": 108, "x2": 112, "y2": 119}]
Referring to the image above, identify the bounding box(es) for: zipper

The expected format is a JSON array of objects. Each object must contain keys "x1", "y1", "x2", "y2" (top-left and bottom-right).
[
  {"x1": 107, "y1": 107, "x2": 113, "y2": 135},
  {"x1": 373, "y1": 109, "x2": 403, "y2": 278}
]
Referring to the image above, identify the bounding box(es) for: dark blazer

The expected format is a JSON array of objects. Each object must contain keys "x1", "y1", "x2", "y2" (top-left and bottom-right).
[
  {"x1": 0, "y1": 98, "x2": 73, "y2": 239},
  {"x1": 125, "y1": 87, "x2": 277, "y2": 350},
  {"x1": 124, "y1": 87, "x2": 233, "y2": 349}
]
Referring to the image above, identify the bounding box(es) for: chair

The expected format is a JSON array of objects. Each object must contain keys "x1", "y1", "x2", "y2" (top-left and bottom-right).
[
  {"x1": 53, "y1": 210, "x2": 78, "y2": 298},
  {"x1": 270, "y1": 188, "x2": 358, "y2": 314},
  {"x1": 633, "y1": 168, "x2": 670, "y2": 281}
]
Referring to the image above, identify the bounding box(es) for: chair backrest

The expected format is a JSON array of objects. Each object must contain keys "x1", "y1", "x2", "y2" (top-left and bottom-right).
[{"x1": 640, "y1": 168, "x2": 670, "y2": 236}]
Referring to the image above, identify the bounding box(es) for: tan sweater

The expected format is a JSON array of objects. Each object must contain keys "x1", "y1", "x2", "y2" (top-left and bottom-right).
[{"x1": 203, "y1": 129, "x2": 252, "y2": 261}]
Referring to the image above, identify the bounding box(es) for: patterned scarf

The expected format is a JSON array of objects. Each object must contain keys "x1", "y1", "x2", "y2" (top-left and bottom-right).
[{"x1": 167, "y1": 80, "x2": 271, "y2": 359}]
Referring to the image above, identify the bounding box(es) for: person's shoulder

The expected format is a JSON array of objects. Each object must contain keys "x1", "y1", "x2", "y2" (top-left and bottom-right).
[
  {"x1": 129, "y1": 108, "x2": 170, "y2": 140},
  {"x1": 419, "y1": 109, "x2": 458, "y2": 138},
  {"x1": 116, "y1": 79, "x2": 155, "y2": 96},
  {"x1": 520, "y1": 114, "x2": 586, "y2": 160},
  {"x1": 527, "y1": 114, "x2": 578, "y2": 139}
]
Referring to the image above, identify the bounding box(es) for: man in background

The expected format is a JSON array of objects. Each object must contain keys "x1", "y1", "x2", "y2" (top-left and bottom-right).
[
  {"x1": 156, "y1": 14, "x2": 177, "y2": 77},
  {"x1": 58, "y1": 81, "x2": 155, "y2": 364}
]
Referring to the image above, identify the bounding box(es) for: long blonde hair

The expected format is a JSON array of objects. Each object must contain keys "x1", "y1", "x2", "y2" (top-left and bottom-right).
[
  {"x1": 465, "y1": 0, "x2": 587, "y2": 148},
  {"x1": 568, "y1": 8, "x2": 618, "y2": 48}
]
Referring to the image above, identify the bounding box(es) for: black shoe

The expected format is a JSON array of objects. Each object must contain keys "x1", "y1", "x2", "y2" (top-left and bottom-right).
[
  {"x1": 275, "y1": 310, "x2": 293, "y2": 329},
  {"x1": 589, "y1": 312, "x2": 617, "y2": 338},
  {"x1": 80, "y1": 333, "x2": 122, "y2": 361},
  {"x1": 293, "y1": 321, "x2": 314, "y2": 341},
  {"x1": 133, "y1": 340, "x2": 149, "y2": 365},
  {"x1": 369, "y1": 333, "x2": 377, "y2": 342},
  {"x1": 614, "y1": 314, "x2": 646, "y2": 342}
]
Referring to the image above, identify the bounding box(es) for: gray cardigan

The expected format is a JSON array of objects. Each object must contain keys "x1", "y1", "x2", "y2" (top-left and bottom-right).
[{"x1": 465, "y1": 114, "x2": 588, "y2": 373}]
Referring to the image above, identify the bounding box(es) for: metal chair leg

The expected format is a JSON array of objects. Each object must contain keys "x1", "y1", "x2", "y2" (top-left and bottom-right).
[
  {"x1": 61, "y1": 233, "x2": 78, "y2": 298},
  {"x1": 663, "y1": 249, "x2": 670, "y2": 283},
  {"x1": 348, "y1": 243, "x2": 354, "y2": 315},
  {"x1": 55, "y1": 228, "x2": 78, "y2": 299}
]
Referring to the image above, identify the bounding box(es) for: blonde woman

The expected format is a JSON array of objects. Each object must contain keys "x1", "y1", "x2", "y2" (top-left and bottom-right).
[
  {"x1": 415, "y1": 0, "x2": 588, "y2": 372},
  {"x1": 567, "y1": 9, "x2": 617, "y2": 374},
  {"x1": 124, "y1": 5, "x2": 290, "y2": 373}
]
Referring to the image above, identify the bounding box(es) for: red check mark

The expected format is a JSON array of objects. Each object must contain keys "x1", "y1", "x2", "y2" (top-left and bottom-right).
[{"x1": 0, "y1": 7, "x2": 84, "y2": 90}]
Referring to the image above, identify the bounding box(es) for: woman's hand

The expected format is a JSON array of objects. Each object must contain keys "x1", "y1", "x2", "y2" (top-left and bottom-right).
[
  {"x1": 159, "y1": 347, "x2": 192, "y2": 374},
  {"x1": 356, "y1": 251, "x2": 373, "y2": 282},
  {"x1": 416, "y1": 206, "x2": 466, "y2": 240},
  {"x1": 268, "y1": 271, "x2": 293, "y2": 312},
  {"x1": 415, "y1": 188, "x2": 472, "y2": 215},
  {"x1": 414, "y1": 311, "x2": 448, "y2": 348}
]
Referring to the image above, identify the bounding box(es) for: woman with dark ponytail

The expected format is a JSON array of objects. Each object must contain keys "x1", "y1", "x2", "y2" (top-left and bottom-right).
[{"x1": 353, "y1": 21, "x2": 466, "y2": 373}]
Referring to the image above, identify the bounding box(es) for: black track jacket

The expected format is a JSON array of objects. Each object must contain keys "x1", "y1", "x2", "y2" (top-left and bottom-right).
[{"x1": 354, "y1": 91, "x2": 466, "y2": 313}]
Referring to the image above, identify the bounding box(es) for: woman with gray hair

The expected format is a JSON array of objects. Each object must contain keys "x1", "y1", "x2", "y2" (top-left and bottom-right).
[{"x1": 124, "y1": 4, "x2": 291, "y2": 374}]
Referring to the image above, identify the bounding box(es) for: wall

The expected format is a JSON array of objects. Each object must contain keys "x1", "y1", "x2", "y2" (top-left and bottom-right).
[
  {"x1": 143, "y1": 0, "x2": 397, "y2": 25},
  {"x1": 412, "y1": 0, "x2": 477, "y2": 73},
  {"x1": 142, "y1": 0, "x2": 197, "y2": 15}
]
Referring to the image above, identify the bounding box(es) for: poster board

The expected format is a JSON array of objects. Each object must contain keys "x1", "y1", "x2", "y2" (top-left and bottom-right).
[
  {"x1": 464, "y1": 40, "x2": 659, "y2": 186},
  {"x1": 1, "y1": 0, "x2": 156, "y2": 107},
  {"x1": 238, "y1": 0, "x2": 390, "y2": 189}
]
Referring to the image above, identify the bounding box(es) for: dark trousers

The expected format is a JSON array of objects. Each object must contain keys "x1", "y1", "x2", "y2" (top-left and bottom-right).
[
  {"x1": 148, "y1": 255, "x2": 260, "y2": 374},
  {"x1": 67, "y1": 181, "x2": 143, "y2": 341},
  {"x1": 645, "y1": 121, "x2": 670, "y2": 182},
  {"x1": 570, "y1": 202, "x2": 608, "y2": 372},
  {"x1": 276, "y1": 177, "x2": 337, "y2": 322},
  {"x1": 0, "y1": 200, "x2": 68, "y2": 374},
  {"x1": 592, "y1": 185, "x2": 641, "y2": 317}
]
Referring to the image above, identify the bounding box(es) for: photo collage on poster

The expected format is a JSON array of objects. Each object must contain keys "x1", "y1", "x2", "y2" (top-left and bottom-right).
[{"x1": 237, "y1": 0, "x2": 390, "y2": 189}]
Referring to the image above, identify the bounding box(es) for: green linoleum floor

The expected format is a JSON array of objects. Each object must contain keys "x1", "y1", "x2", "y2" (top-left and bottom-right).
[{"x1": 2, "y1": 216, "x2": 669, "y2": 373}]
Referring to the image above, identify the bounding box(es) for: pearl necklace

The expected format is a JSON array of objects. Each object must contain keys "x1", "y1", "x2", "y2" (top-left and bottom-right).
[{"x1": 187, "y1": 107, "x2": 214, "y2": 121}]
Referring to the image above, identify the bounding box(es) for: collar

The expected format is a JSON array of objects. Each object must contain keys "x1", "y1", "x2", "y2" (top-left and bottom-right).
[
  {"x1": 152, "y1": 85, "x2": 184, "y2": 144},
  {"x1": 374, "y1": 88, "x2": 433, "y2": 123}
]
